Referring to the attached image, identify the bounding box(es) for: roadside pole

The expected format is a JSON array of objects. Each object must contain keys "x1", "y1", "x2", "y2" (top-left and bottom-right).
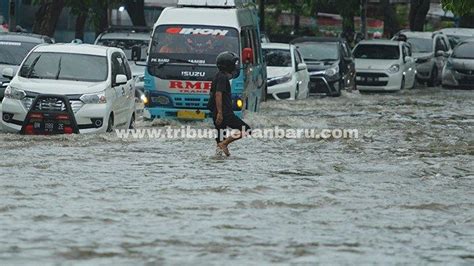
[
  {"x1": 360, "y1": 0, "x2": 368, "y2": 39},
  {"x1": 8, "y1": 0, "x2": 16, "y2": 32}
]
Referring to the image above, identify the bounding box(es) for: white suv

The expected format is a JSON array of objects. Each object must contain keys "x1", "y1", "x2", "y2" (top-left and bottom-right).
[{"x1": 1, "y1": 44, "x2": 136, "y2": 133}]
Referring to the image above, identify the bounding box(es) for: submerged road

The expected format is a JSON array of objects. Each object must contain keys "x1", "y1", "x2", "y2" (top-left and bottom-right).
[{"x1": 1, "y1": 87, "x2": 473, "y2": 264}]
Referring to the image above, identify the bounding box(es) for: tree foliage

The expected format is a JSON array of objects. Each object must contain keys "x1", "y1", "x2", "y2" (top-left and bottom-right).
[{"x1": 442, "y1": 0, "x2": 474, "y2": 16}]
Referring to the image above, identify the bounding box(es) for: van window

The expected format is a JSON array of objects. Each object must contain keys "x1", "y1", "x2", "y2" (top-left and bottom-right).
[
  {"x1": 112, "y1": 52, "x2": 127, "y2": 78},
  {"x1": 295, "y1": 49, "x2": 303, "y2": 64},
  {"x1": 241, "y1": 29, "x2": 251, "y2": 52},
  {"x1": 121, "y1": 54, "x2": 132, "y2": 80},
  {"x1": 250, "y1": 29, "x2": 262, "y2": 64}
]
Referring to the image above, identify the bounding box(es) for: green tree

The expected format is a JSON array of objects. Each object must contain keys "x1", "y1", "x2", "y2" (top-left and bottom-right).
[
  {"x1": 32, "y1": 0, "x2": 65, "y2": 37},
  {"x1": 409, "y1": 0, "x2": 430, "y2": 31},
  {"x1": 124, "y1": 0, "x2": 147, "y2": 27},
  {"x1": 66, "y1": 0, "x2": 90, "y2": 40},
  {"x1": 442, "y1": 0, "x2": 474, "y2": 15}
]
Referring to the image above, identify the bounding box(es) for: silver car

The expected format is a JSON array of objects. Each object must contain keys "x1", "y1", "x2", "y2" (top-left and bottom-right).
[
  {"x1": 442, "y1": 40, "x2": 474, "y2": 89},
  {"x1": 394, "y1": 31, "x2": 452, "y2": 87}
]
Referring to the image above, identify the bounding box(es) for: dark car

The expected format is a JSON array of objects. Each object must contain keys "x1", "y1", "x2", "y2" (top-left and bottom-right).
[
  {"x1": 291, "y1": 37, "x2": 356, "y2": 97},
  {"x1": 0, "y1": 33, "x2": 53, "y2": 101}
]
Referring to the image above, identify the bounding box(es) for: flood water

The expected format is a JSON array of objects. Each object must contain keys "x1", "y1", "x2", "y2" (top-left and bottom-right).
[{"x1": 1, "y1": 87, "x2": 473, "y2": 265}]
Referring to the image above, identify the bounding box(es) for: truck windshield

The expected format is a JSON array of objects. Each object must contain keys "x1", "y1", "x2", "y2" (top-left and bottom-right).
[
  {"x1": 148, "y1": 25, "x2": 240, "y2": 80},
  {"x1": 0, "y1": 41, "x2": 38, "y2": 66},
  {"x1": 20, "y1": 52, "x2": 108, "y2": 82}
]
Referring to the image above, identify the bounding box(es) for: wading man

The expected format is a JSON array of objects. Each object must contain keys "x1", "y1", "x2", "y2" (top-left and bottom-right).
[{"x1": 208, "y1": 52, "x2": 251, "y2": 157}]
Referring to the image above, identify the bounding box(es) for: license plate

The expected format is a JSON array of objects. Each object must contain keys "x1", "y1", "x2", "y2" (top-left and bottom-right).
[{"x1": 177, "y1": 110, "x2": 206, "y2": 120}]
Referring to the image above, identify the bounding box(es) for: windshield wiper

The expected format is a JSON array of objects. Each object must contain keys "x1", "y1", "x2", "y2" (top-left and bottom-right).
[
  {"x1": 26, "y1": 55, "x2": 42, "y2": 78},
  {"x1": 155, "y1": 58, "x2": 201, "y2": 69},
  {"x1": 55, "y1": 57, "x2": 62, "y2": 80}
]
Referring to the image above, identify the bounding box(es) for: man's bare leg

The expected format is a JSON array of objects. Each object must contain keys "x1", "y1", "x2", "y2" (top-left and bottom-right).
[{"x1": 217, "y1": 131, "x2": 244, "y2": 157}]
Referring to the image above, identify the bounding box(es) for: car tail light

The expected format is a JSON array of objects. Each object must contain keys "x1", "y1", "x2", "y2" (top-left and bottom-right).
[
  {"x1": 56, "y1": 114, "x2": 70, "y2": 120},
  {"x1": 64, "y1": 126, "x2": 73, "y2": 134},
  {"x1": 28, "y1": 113, "x2": 43, "y2": 119},
  {"x1": 24, "y1": 124, "x2": 34, "y2": 135}
]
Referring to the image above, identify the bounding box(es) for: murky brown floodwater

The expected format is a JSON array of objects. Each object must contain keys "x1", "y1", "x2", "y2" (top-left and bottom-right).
[{"x1": 1, "y1": 87, "x2": 473, "y2": 265}]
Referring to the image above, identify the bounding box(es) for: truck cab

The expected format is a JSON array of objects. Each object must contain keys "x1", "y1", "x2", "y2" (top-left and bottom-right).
[{"x1": 143, "y1": 0, "x2": 266, "y2": 121}]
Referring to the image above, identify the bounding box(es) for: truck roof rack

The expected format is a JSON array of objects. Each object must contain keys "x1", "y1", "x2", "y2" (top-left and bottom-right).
[{"x1": 177, "y1": 0, "x2": 256, "y2": 8}]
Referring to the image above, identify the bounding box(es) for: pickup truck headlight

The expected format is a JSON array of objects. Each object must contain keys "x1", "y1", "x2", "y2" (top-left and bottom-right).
[
  {"x1": 325, "y1": 65, "x2": 340, "y2": 77},
  {"x1": 4, "y1": 86, "x2": 26, "y2": 100},
  {"x1": 388, "y1": 64, "x2": 400, "y2": 74},
  {"x1": 80, "y1": 91, "x2": 107, "y2": 104}
]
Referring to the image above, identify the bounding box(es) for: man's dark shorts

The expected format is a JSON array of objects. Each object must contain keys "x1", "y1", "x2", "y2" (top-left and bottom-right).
[{"x1": 212, "y1": 113, "x2": 251, "y2": 143}]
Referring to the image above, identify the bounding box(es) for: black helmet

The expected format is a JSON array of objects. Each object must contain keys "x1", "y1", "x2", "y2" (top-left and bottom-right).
[{"x1": 216, "y1": 52, "x2": 239, "y2": 73}]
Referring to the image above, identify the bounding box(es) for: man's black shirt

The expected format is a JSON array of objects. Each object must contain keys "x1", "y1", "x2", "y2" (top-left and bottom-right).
[{"x1": 208, "y1": 71, "x2": 233, "y2": 115}]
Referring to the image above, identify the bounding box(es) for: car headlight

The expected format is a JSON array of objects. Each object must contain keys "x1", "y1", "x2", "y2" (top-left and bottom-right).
[
  {"x1": 80, "y1": 91, "x2": 107, "y2": 104},
  {"x1": 271, "y1": 73, "x2": 292, "y2": 85},
  {"x1": 4, "y1": 86, "x2": 26, "y2": 100},
  {"x1": 388, "y1": 64, "x2": 400, "y2": 74},
  {"x1": 325, "y1": 65, "x2": 340, "y2": 76}
]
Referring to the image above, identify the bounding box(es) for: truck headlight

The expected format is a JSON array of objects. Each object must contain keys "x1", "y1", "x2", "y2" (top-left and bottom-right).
[
  {"x1": 141, "y1": 94, "x2": 149, "y2": 104},
  {"x1": 325, "y1": 65, "x2": 339, "y2": 77},
  {"x1": 80, "y1": 91, "x2": 107, "y2": 104},
  {"x1": 4, "y1": 86, "x2": 26, "y2": 100},
  {"x1": 388, "y1": 64, "x2": 400, "y2": 74}
]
